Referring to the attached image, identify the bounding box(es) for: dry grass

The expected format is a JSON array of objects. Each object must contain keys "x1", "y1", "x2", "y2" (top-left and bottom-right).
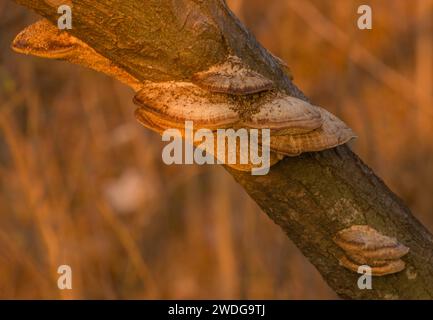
[{"x1": 0, "y1": 0, "x2": 432, "y2": 299}]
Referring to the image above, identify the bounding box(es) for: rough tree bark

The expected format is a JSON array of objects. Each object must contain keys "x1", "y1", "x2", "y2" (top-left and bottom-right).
[{"x1": 11, "y1": 0, "x2": 433, "y2": 299}]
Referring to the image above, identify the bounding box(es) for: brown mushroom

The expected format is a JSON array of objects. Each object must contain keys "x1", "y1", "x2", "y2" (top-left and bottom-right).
[
  {"x1": 192, "y1": 55, "x2": 274, "y2": 95},
  {"x1": 12, "y1": 19, "x2": 141, "y2": 91},
  {"x1": 267, "y1": 107, "x2": 356, "y2": 156},
  {"x1": 133, "y1": 82, "x2": 323, "y2": 135},
  {"x1": 245, "y1": 93, "x2": 322, "y2": 134},
  {"x1": 333, "y1": 225, "x2": 410, "y2": 276},
  {"x1": 133, "y1": 82, "x2": 239, "y2": 130},
  {"x1": 338, "y1": 255, "x2": 406, "y2": 277},
  {"x1": 134, "y1": 107, "x2": 282, "y2": 172},
  {"x1": 334, "y1": 225, "x2": 410, "y2": 258},
  {"x1": 12, "y1": 19, "x2": 78, "y2": 59}
]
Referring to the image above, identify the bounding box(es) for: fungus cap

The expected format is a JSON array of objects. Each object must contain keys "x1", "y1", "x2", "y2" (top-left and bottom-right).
[
  {"x1": 12, "y1": 19, "x2": 78, "y2": 58},
  {"x1": 134, "y1": 107, "x2": 282, "y2": 172},
  {"x1": 245, "y1": 94, "x2": 322, "y2": 134},
  {"x1": 133, "y1": 82, "x2": 324, "y2": 135},
  {"x1": 133, "y1": 82, "x2": 239, "y2": 130},
  {"x1": 338, "y1": 255, "x2": 406, "y2": 277},
  {"x1": 333, "y1": 225, "x2": 410, "y2": 260},
  {"x1": 333, "y1": 225, "x2": 409, "y2": 276},
  {"x1": 192, "y1": 55, "x2": 274, "y2": 95},
  {"x1": 268, "y1": 107, "x2": 356, "y2": 156},
  {"x1": 12, "y1": 19, "x2": 142, "y2": 91}
]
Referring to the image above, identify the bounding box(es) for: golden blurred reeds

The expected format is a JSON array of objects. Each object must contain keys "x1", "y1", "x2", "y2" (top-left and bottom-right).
[{"x1": 0, "y1": 0, "x2": 432, "y2": 299}]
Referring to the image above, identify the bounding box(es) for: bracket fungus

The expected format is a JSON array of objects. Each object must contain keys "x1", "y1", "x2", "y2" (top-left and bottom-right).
[
  {"x1": 12, "y1": 22, "x2": 356, "y2": 172},
  {"x1": 333, "y1": 225, "x2": 410, "y2": 276},
  {"x1": 12, "y1": 19, "x2": 79, "y2": 59},
  {"x1": 268, "y1": 107, "x2": 356, "y2": 156},
  {"x1": 133, "y1": 82, "x2": 322, "y2": 134},
  {"x1": 192, "y1": 55, "x2": 274, "y2": 95},
  {"x1": 133, "y1": 82, "x2": 239, "y2": 131},
  {"x1": 134, "y1": 107, "x2": 283, "y2": 172},
  {"x1": 11, "y1": 19, "x2": 142, "y2": 91},
  {"x1": 132, "y1": 79, "x2": 355, "y2": 168}
]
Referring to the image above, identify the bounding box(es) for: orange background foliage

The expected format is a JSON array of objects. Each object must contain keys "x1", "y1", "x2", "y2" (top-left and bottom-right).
[{"x1": 0, "y1": 0, "x2": 432, "y2": 299}]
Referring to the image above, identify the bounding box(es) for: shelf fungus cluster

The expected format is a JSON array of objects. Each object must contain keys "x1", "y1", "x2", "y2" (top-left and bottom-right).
[
  {"x1": 12, "y1": 19, "x2": 356, "y2": 172},
  {"x1": 333, "y1": 225, "x2": 410, "y2": 276},
  {"x1": 133, "y1": 57, "x2": 355, "y2": 171}
]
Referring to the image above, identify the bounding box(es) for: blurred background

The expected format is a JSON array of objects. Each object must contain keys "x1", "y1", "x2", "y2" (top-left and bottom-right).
[{"x1": 0, "y1": 0, "x2": 432, "y2": 299}]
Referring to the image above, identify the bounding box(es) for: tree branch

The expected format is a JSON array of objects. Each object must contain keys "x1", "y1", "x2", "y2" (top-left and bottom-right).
[{"x1": 12, "y1": 0, "x2": 433, "y2": 299}]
